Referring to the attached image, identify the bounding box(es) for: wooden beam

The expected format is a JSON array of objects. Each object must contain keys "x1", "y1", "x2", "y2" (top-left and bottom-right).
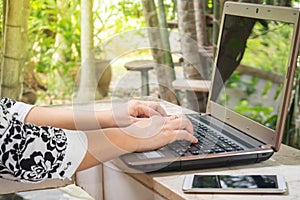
[{"x1": 172, "y1": 79, "x2": 211, "y2": 92}]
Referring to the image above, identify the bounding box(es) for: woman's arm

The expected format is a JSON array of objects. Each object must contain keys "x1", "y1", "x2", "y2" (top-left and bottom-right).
[
  {"x1": 24, "y1": 106, "x2": 116, "y2": 130},
  {"x1": 0, "y1": 98, "x2": 196, "y2": 182},
  {"x1": 24, "y1": 100, "x2": 167, "y2": 130},
  {"x1": 23, "y1": 100, "x2": 197, "y2": 172}
]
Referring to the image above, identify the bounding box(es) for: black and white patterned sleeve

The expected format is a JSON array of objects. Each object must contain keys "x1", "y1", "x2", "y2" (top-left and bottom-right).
[{"x1": 0, "y1": 98, "x2": 87, "y2": 182}]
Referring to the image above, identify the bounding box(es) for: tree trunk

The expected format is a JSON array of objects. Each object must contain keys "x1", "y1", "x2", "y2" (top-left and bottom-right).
[
  {"x1": 141, "y1": 0, "x2": 178, "y2": 104},
  {"x1": 157, "y1": 0, "x2": 175, "y2": 71},
  {"x1": 2, "y1": 0, "x2": 6, "y2": 36},
  {"x1": 194, "y1": 0, "x2": 208, "y2": 47},
  {"x1": 52, "y1": 0, "x2": 68, "y2": 64},
  {"x1": 0, "y1": 0, "x2": 24, "y2": 100},
  {"x1": 212, "y1": 0, "x2": 225, "y2": 56},
  {"x1": 75, "y1": 0, "x2": 98, "y2": 103},
  {"x1": 20, "y1": 0, "x2": 36, "y2": 104},
  {"x1": 177, "y1": 0, "x2": 208, "y2": 112}
]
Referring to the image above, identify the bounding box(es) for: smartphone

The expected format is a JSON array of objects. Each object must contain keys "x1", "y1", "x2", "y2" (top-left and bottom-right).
[{"x1": 182, "y1": 174, "x2": 287, "y2": 194}]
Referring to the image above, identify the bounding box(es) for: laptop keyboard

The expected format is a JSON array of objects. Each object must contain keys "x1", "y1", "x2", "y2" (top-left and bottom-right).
[{"x1": 167, "y1": 115, "x2": 245, "y2": 156}]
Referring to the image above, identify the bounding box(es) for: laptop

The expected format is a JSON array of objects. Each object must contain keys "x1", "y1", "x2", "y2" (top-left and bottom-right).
[{"x1": 120, "y1": 2, "x2": 300, "y2": 172}]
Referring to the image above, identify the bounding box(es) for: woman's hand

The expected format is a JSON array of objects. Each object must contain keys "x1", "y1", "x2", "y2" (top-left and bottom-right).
[
  {"x1": 123, "y1": 114, "x2": 197, "y2": 152},
  {"x1": 111, "y1": 100, "x2": 167, "y2": 127}
]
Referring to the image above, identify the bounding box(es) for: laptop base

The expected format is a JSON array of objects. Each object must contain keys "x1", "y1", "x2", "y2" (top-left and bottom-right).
[{"x1": 120, "y1": 151, "x2": 274, "y2": 173}]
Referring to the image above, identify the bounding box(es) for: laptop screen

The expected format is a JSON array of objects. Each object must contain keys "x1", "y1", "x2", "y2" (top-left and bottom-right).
[{"x1": 210, "y1": 14, "x2": 295, "y2": 131}]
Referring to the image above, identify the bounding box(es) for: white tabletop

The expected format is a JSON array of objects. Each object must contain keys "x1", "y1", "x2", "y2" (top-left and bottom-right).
[{"x1": 113, "y1": 144, "x2": 299, "y2": 200}]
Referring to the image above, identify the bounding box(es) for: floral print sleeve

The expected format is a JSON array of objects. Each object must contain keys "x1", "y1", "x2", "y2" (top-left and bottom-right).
[{"x1": 0, "y1": 98, "x2": 87, "y2": 182}]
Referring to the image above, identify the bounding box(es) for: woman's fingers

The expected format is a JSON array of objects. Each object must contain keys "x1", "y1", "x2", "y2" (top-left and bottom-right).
[
  {"x1": 167, "y1": 115, "x2": 194, "y2": 134},
  {"x1": 137, "y1": 104, "x2": 164, "y2": 117},
  {"x1": 165, "y1": 115, "x2": 197, "y2": 144},
  {"x1": 146, "y1": 101, "x2": 167, "y2": 117},
  {"x1": 129, "y1": 100, "x2": 167, "y2": 117},
  {"x1": 173, "y1": 130, "x2": 198, "y2": 143},
  {"x1": 138, "y1": 115, "x2": 197, "y2": 142}
]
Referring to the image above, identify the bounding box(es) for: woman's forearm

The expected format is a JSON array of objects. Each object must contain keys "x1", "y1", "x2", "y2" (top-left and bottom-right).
[
  {"x1": 24, "y1": 100, "x2": 167, "y2": 130},
  {"x1": 76, "y1": 128, "x2": 137, "y2": 171},
  {"x1": 24, "y1": 106, "x2": 118, "y2": 130}
]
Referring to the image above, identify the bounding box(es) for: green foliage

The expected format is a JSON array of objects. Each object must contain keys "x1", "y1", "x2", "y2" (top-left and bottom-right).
[
  {"x1": 242, "y1": 20, "x2": 292, "y2": 74},
  {"x1": 283, "y1": 55, "x2": 300, "y2": 148},
  {"x1": 161, "y1": 0, "x2": 178, "y2": 21},
  {"x1": 227, "y1": 72, "x2": 258, "y2": 95},
  {"x1": 27, "y1": 0, "x2": 154, "y2": 102},
  {"x1": 29, "y1": 0, "x2": 81, "y2": 73},
  {"x1": 118, "y1": 0, "x2": 142, "y2": 20},
  {"x1": 94, "y1": 1, "x2": 145, "y2": 36}
]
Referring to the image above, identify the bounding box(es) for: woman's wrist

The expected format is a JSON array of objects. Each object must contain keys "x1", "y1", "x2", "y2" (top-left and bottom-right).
[
  {"x1": 81, "y1": 128, "x2": 137, "y2": 166},
  {"x1": 97, "y1": 109, "x2": 133, "y2": 128},
  {"x1": 109, "y1": 128, "x2": 138, "y2": 153},
  {"x1": 95, "y1": 110, "x2": 116, "y2": 128}
]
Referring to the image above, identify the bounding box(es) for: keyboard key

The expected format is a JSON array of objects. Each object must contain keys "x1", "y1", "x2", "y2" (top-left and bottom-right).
[
  {"x1": 214, "y1": 148, "x2": 226, "y2": 153},
  {"x1": 191, "y1": 150, "x2": 201, "y2": 155}
]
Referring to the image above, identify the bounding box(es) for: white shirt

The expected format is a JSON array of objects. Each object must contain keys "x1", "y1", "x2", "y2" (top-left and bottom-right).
[{"x1": 0, "y1": 98, "x2": 87, "y2": 182}]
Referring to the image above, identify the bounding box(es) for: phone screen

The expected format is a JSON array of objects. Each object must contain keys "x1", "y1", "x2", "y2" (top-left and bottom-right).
[{"x1": 192, "y1": 175, "x2": 278, "y2": 189}]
